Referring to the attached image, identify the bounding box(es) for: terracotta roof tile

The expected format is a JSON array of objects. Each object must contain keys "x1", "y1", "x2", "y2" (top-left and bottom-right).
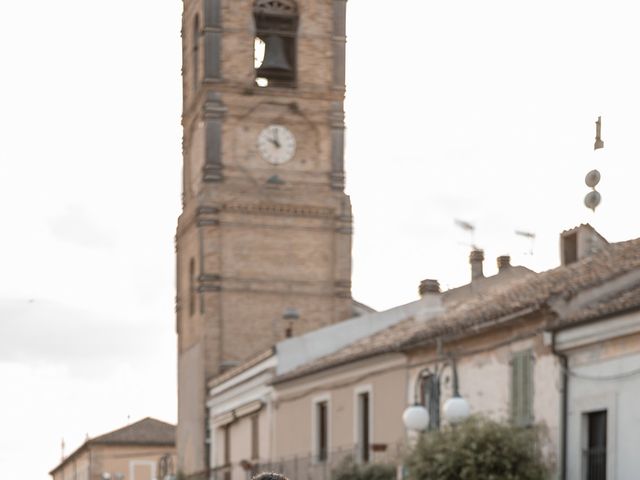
[
  {"x1": 558, "y1": 280, "x2": 640, "y2": 327},
  {"x1": 89, "y1": 417, "x2": 175, "y2": 446},
  {"x1": 274, "y1": 237, "x2": 640, "y2": 383}
]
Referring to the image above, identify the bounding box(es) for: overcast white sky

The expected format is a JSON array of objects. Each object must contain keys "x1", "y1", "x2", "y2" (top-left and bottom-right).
[{"x1": 1, "y1": 1, "x2": 639, "y2": 478}]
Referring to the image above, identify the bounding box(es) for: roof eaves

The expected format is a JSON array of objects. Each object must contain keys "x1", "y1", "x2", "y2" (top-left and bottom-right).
[
  {"x1": 271, "y1": 345, "x2": 400, "y2": 385},
  {"x1": 400, "y1": 305, "x2": 545, "y2": 352},
  {"x1": 49, "y1": 442, "x2": 89, "y2": 475}
]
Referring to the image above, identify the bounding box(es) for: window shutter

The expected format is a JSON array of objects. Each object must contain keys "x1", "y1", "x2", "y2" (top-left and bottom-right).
[{"x1": 511, "y1": 350, "x2": 533, "y2": 426}]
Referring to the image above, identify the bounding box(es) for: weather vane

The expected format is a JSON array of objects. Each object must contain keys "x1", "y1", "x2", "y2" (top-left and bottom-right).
[{"x1": 584, "y1": 116, "x2": 603, "y2": 212}]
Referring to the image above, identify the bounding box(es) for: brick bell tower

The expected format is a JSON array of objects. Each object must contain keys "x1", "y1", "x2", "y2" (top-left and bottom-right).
[{"x1": 176, "y1": 0, "x2": 352, "y2": 475}]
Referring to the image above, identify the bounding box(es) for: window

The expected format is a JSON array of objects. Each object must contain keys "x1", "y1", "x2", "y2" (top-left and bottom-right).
[
  {"x1": 251, "y1": 414, "x2": 259, "y2": 460},
  {"x1": 189, "y1": 258, "x2": 196, "y2": 316},
  {"x1": 315, "y1": 400, "x2": 329, "y2": 462},
  {"x1": 511, "y1": 350, "x2": 534, "y2": 426},
  {"x1": 205, "y1": 415, "x2": 211, "y2": 472},
  {"x1": 356, "y1": 391, "x2": 371, "y2": 462},
  {"x1": 419, "y1": 373, "x2": 441, "y2": 430},
  {"x1": 563, "y1": 232, "x2": 578, "y2": 265},
  {"x1": 584, "y1": 410, "x2": 607, "y2": 480},
  {"x1": 253, "y1": 0, "x2": 298, "y2": 87},
  {"x1": 192, "y1": 15, "x2": 200, "y2": 92},
  {"x1": 223, "y1": 424, "x2": 231, "y2": 480}
]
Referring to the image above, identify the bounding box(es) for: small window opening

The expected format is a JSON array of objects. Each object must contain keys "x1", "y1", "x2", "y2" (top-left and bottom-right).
[
  {"x1": 192, "y1": 15, "x2": 200, "y2": 92},
  {"x1": 419, "y1": 373, "x2": 441, "y2": 430},
  {"x1": 563, "y1": 232, "x2": 578, "y2": 265},
  {"x1": 251, "y1": 414, "x2": 260, "y2": 460},
  {"x1": 316, "y1": 401, "x2": 328, "y2": 462},
  {"x1": 189, "y1": 258, "x2": 196, "y2": 316},
  {"x1": 357, "y1": 392, "x2": 370, "y2": 462},
  {"x1": 585, "y1": 410, "x2": 607, "y2": 480},
  {"x1": 223, "y1": 424, "x2": 231, "y2": 480},
  {"x1": 253, "y1": 0, "x2": 298, "y2": 88},
  {"x1": 205, "y1": 414, "x2": 211, "y2": 471}
]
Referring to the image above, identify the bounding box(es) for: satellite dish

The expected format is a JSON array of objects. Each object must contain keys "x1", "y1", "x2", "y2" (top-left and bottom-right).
[
  {"x1": 585, "y1": 169, "x2": 601, "y2": 188},
  {"x1": 584, "y1": 190, "x2": 601, "y2": 211}
]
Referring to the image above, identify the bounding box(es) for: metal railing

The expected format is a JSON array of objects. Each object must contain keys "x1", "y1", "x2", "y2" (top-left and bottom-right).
[
  {"x1": 583, "y1": 447, "x2": 606, "y2": 480},
  {"x1": 209, "y1": 445, "x2": 402, "y2": 480}
]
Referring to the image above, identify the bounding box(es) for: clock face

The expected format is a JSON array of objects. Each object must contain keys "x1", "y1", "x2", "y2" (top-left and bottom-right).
[{"x1": 257, "y1": 124, "x2": 296, "y2": 165}]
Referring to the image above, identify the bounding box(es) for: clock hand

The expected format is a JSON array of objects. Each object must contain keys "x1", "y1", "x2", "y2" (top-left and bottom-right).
[
  {"x1": 272, "y1": 128, "x2": 281, "y2": 148},
  {"x1": 270, "y1": 136, "x2": 281, "y2": 148}
]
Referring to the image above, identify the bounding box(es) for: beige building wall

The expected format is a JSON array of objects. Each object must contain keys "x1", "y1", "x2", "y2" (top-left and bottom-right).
[
  {"x1": 52, "y1": 445, "x2": 176, "y2": 480},
  {"x1": 273, "y1": 353, "x2": 408, "y2": 462},
  {"x1": 212, "y1": 407, "x2": 270, "y2": 480}
]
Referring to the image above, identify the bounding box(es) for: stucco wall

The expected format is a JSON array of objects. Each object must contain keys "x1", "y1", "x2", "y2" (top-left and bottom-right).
[
  {"x1": 566, "y1": 338, "x2": 640, "y2": 480},
  {"x1": 407, "y1": 328, "x2": 561, "y2": 467},
  {"x1": 273, "y1": 354, "x2": 408, "y2": 461},
  {"x1": 52, "y1": 445, "x2": 175, "y2": 480}
]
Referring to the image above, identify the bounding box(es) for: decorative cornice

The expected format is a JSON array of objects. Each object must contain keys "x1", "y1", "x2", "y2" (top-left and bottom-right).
[
  {"x1": 330, "y1": 102, "x2": 345, "y2": 129},
  {"x1": 223, "y1": 203, "x2": 334, "y2": 219},
  {"x1": 203, "y1": 93, "x2": 227, "y2": 119},
  {"x1": 334, "y1": 280, "x2": 352, "y2": 298},
  {"x1": 198, "y1": 273, "x2": 222, "y2": 293},
  {"x1": 331, "y1": 172, "x2": 346, "y2": 191},
  {"x1": 197, "y1": 206, "x2": 221, "y2": 227}
]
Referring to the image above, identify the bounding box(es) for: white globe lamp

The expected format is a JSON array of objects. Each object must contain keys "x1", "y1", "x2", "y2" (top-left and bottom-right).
[
  {"x1": 443, "y1": 396, "x2": 470, "y2": 425},
  {"x1": 402, "y1": 404, "x2": 430, "y2": 431}
]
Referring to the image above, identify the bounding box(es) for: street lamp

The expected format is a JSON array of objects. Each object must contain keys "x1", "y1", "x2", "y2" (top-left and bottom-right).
[
  {"x1": 402, "y1": 403, "x2": 430, "y2": 432},
  {"x1": 402, "y1": 357, "x2": 470, "y2": 432},
  {"x1": 442, "y1": 361, "x2": 470, "y2": 425}
]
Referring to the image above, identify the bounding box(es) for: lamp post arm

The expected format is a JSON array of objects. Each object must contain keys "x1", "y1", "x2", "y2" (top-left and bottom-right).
[{"x1": 451, "y1": 357, "x2": 460, "y2": 397}]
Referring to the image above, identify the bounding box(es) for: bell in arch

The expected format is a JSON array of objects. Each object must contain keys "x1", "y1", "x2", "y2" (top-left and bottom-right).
[{"x1": 258, "y1": 35, "x2": 292, "y2": 73}]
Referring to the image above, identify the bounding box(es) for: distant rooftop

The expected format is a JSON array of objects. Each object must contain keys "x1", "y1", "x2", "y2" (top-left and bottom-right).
[{"x1": 50, "y1": 417, "x2": 175, "y2": 475}]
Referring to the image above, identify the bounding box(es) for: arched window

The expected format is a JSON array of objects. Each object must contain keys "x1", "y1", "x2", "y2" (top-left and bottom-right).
[
  {"x1": 253, "y1": 0, "x2": 298, "y2": 88},
  {"x1": 192, "y1": 15, "x2": 200, "y2": 92}
]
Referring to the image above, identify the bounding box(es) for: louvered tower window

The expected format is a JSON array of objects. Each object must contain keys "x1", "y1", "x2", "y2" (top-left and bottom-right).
[{"x1": 511, "y1": 350, "x2": 534, "y2": 426}]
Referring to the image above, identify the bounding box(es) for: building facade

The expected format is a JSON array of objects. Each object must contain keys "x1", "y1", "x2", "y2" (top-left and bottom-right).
[
  {"x1": 553, "y1": 286, "x2": 640, "y2": 479},
  {"x1": 176, "y1": 0, "x2": 354, "y2": 476},
  {"x1": 204, "y1": 226, "x2": 640, "y2": 480},
  {"x1": 49, "y1": 418, "x2": 176, "y2": 480}
]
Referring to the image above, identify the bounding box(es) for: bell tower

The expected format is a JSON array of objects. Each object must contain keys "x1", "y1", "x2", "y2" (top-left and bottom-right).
[{"x1": 176, "y1": 0, "x2": 352, "y2": 476}]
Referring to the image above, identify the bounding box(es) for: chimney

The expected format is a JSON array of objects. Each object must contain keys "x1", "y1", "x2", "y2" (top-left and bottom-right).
[
  {"x1": 419, "y1": 279, "x2": 441, "y2": 297},
  {"x1": 497, "y1": 255, "x2": 511, "y2": 272},
  {"x1": 560, "y1": 224, "x2": 609, "y2": 266},
  {"x1": 417, "y1": 279, "x2": 442, "y2": 317},
  {"x1": 469, "y1": 249, "x2": 485, "y2": 281}
]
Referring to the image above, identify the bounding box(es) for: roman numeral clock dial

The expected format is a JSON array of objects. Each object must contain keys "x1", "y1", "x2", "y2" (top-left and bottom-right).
[{"x1": 257, "y1": 124, "x2": 296, "y2": 165}]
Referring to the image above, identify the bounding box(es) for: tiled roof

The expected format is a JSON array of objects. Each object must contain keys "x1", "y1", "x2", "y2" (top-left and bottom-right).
[
  {"x1": 274, "y1": 237, "x2": 640, "y2": 383},
  {"x1": 89, "y1": 417, "x2": 175, "y2": 446},
  {"x1": 558, "y1": 280, "x2": 640, "y2": 327},
  {"x1": 50, "y1": 418, "x2": 175, "y2": 474}
]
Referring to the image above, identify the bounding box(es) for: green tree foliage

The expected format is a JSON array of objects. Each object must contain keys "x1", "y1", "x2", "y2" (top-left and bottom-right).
[
  {"x1": 332, "y1": 456, "x2": 396, "y2": 480},
  {"x1": 405, "y1": 417, "x2": 550, "y2": 480}
]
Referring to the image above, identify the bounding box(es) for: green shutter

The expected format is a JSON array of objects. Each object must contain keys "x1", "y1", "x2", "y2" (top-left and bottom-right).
[{"x1": 511, "y1": 350, "x2": 534, "y2": 426}]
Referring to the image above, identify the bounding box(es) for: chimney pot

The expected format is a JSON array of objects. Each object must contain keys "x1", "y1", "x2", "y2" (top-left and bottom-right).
[
  {"x1": 497, "y1": 255, "x2": 511, "y2": 272},
  {"x1": 469, "y1": 249, "x2": 485, "y2": 280},
  {"x1": 419, "y1": 279, "x2": 441, "y2": 296}
]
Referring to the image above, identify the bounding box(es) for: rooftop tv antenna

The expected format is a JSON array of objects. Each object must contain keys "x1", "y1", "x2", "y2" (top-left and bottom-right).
[
  {"x1": 515, "y1": 230, "x2": 536, "y2": 256},
  {"x1": 454, "y1": 219, "x2": 478, "y2": 250}
]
